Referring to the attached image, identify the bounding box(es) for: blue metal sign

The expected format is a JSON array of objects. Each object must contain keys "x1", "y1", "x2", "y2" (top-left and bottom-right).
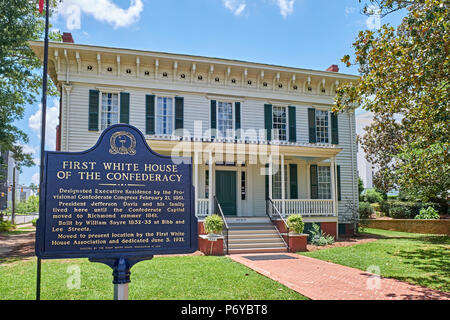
[{"x1": 35, "y1": 124, "x2": 197, "y2": 260}]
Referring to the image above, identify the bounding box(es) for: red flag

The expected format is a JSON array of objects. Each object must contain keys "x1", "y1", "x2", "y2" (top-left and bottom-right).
[{"x1": 39, "y1": 0, "x2": 44, "y2": 14}]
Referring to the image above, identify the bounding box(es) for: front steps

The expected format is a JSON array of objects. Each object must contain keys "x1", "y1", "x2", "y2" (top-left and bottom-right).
[{"x1": 224, "y1": 217, "x2": 288, "y2": 254}]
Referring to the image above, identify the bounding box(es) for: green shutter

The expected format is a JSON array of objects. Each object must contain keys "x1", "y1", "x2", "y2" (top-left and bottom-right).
[
  {"x1": 289, "y1": 164, "x2": 298, "y2": 199},
  {"x1": 288, "y1": 106, "x2": 296, "y2": 142},
  {"x1": 264, "y1": 104, "x2": 272, "y2": 141},
  {"x1": 175, "y1": 96, "x2": 184, "y2": 134},
  {"x1": 88, "y1": 90, "x2": 99, "y2": 131},
  {"x1": 337, "y1": 165, "x2": 342, "y2": 201},
  {"x1": 235, "y1": 102, "x2": 241, "y2": 139},
  {"x1": 331, "y1": 112, "x2": 339, "y2": 144},
  {"x1": 308, "y1": 108, "x2": 316, "y2": 143},
  {"x1": 210, "y1": 100, "x2": 217, "y2": 138},
  {"x1": 310, "y1": 164, "x2": 318, "y2": 199},
  {"x1": 120, "y1": 92, "x2": 130, "y2": 124},
  {"x1": 145, "y1": 95, "x2": 155, "y2": 135}
]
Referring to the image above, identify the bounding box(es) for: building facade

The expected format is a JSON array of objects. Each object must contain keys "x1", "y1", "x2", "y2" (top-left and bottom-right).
[{"x1": 30, "y1": 38, "x2": 359, "y2": 249}]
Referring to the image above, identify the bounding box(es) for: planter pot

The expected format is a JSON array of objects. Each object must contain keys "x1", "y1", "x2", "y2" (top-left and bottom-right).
[
  {"x1": 198, "y1": 234, "x2": 225, "y2": 256},
  {"x1": 286, "y1": 233, "x2": 308, "y2": 252}
]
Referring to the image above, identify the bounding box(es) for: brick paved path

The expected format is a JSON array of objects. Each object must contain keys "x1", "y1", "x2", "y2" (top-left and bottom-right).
[{"x1": 230, "y1": 253, "x2": 450, "y2": 300}]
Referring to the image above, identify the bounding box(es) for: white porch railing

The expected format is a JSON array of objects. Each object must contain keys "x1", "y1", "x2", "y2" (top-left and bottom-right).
[
  {"x1": 273, "y1": 199, "x2": 335, "y2": 217},
  {"x1": 197, "y1": 198, "x2": 210, "y2": 218}
]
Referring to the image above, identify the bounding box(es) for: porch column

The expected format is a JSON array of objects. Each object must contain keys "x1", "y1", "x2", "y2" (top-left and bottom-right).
[
  {"x1": 194, "y1": 151, "x2": 198, "y2": 216},
  {"x1": 331, "y1": 156, "x2": 337, "y2": 216},
  {"x1": 281, "y1": 154, "x2": 285, "y2": 215},
  {"x1": 268, "y1": 155, "x2": 273, "y2": 199},
  {"x1": 209, "y1": 152, "x2": 213, "y2": 214}
]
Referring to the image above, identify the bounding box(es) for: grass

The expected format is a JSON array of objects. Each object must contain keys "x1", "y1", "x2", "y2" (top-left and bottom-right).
[
  {"x1": 300, "y1": 228, "x2": 450, "y2": 292},
  {"x1": 0, "y1": 256, "x2": 308, "y2": 300}
]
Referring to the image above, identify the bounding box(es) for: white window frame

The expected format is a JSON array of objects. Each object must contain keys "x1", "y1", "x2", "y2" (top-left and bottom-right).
[
  {"x1": 155, "y1": 96, "x2": 175, "y2": 136},
  {"x1": 272, "y1": 105, "x2": 288, "y2": 142},
  {"x1": 272, "y1": 164, "x2": 289, "y2": 200},
  {"x1": 315, "y1": 109, "x2": 331, "y2": 144},
  {"x1": 216, "y1": 101, "x2": 234, "y2": 139},
  {"x1": 100, "y1": 92, "x2": 120, "y2": 131},
  {"x1": 317, "y1": 165, "x2": 332, "y2": 199}
]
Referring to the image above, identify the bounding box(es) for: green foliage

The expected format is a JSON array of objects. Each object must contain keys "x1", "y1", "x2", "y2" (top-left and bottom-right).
[
  {"x1": 362, "y1": 188, "x2": 384, "y2": 203},
  {"x1": 309, "y1": 223, "x2": 334, "y2": 246},
  {"x1": 0, "y1": 220, "x2": 14, "y2": 232},
  {"x1": 286, "y1": 214, "x2": 304, "y2": 234},
  {"x1": 203, "y1": 215, "x2": 224, "y2": 234},
  {"x1": 0, "y1": 0, "x2": 60, "y2": 169},
  {"x1": 359, "y1": 202, "x2": 374, "y2": 219},
  {"x1": 415, "y1": 207, "x2": 440, "y2": 220},
  {"x1": 335, "y1": 0, "x2": 450, "y2": 203},
  {"x1": 381, "y1": 201, "x2": 441, "y2": 218},
  {"x1": 358, "y1": 177, "x2": 365, "y2": 201},
  {"x1": 31, "y1": 218, "x2": 37, "y2": 226},
  {"x1": 15, "y1": 195, "x2": 39, "y2": 214}
]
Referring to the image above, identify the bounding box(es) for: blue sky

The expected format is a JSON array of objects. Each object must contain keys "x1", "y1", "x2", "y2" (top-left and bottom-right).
[{"x1": 17, "y1": 0, "x2": 404, "y2": 186}]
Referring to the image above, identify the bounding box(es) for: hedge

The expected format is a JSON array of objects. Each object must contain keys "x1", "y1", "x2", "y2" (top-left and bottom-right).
[{"x1": 380, "y1": 201, "x2": 441, "y2": 219}]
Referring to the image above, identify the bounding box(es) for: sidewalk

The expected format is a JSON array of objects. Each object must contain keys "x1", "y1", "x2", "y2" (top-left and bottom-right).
[{"x1": 230, "y1": 253, "x2": 450, "y2": 300}]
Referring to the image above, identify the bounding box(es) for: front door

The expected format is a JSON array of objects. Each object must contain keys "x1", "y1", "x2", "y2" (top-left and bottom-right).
[{"x1": 215, "y1": 171, "x2": 237, "y2": 216}]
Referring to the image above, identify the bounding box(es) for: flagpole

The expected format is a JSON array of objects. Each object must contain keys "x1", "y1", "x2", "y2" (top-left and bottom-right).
[{"x1": 36, "y1": 0, "x2": 50, "y2": 301}]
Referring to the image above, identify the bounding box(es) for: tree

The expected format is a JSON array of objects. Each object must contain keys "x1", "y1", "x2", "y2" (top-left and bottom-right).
[
  {"x1": 0, "y1": 0, "x2": 60, "y2": 170},
  {"x1": 334, "y1": 0, "x2": 449, "y2": 206}
]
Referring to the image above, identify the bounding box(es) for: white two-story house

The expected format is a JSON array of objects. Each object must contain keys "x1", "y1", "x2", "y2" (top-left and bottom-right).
[{"x1": 30, "y1": 35, "x2": 359, "y2": 253}]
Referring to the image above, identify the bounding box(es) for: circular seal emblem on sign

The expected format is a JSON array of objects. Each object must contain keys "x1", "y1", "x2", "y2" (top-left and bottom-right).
[{"x1": 109, "y1": 131, "x2": 137, "y2": 155}]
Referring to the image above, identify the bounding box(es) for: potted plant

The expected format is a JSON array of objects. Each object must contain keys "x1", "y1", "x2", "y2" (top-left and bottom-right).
[
  {"x1": 286, "y1": 214, "x2": 304, "y2": 234},
  {"x1": 285, "y1": 214, "x2": 308, "y2": 252},
  {"x1": 199, "y1": 215, "x2": 225, "y2": 255},
  {"x1": 203, "y1": 214, "x2": 224, "y2": 240}
]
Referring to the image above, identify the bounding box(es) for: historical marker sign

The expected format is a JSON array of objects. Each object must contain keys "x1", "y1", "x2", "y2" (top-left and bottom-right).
[{"x1": 36, "y1": 124, "x2": 197, "y2": 259}]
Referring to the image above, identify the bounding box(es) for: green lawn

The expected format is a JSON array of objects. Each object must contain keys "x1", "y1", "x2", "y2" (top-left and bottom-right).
[
  {"x1": 0, "y1": 256, "x2": 307, "y2": 300},
  {"x1": 300, "y1": 228, "x2": 450, "y2": 292}
]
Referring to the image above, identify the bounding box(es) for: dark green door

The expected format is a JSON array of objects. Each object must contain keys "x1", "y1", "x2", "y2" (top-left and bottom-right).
[{"x1": 216, "y1": 171, "x2": 237, "y2": 216}]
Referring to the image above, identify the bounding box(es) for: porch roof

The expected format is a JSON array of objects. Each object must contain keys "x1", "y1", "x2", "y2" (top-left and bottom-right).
[{"x1": 146, "y1": 137, "x2": 342, "y2": 159}]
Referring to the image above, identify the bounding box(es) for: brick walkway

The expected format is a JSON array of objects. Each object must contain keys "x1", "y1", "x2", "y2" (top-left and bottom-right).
[{"x1": 230, "y1": 253, "x2": 450, "y2": 300}]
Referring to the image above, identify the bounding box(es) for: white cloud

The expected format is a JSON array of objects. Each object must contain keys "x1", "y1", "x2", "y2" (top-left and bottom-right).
[
  {"x1": 28, "y1": 98, "x2": 60, "y2": 152},
  {"x1": 365, "y1": 5, "x2": 382, "y2": 30},
  {"x1": 56, "y1": 0, "x2": 144, "y2": 30},
  {"x1": 223, "y1": 0, "x2": 247, "y2": 16},
  {"x1": 31, "y1": 172, "x2": 40, "y2": 185},
  {"x1": 275, "y1": 0, "x2": 295, "y2": 18},
  {"x1": 345, "y1": 6, "x2": 356, "y2": 16}
]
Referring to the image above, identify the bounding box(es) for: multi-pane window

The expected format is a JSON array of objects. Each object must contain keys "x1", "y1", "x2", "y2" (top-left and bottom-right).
[
  {"x1": 156, "y1": 97, "x2": 174, "y2": 135},
  {"x1": 272, "y1": 106, "x2": 287, "y2": 141},
  {"x1": 101, "y1": 93, "x2": 119, "y2": 130},
  {"x1": 217, "y1": 101, "x2": 233, "y2": 138},
  {"x1": 318, "y1": 166, "x2": 331, "y2": 199},
  {"x1": 316, "y1": 110, "x2": 329, "y2": 143},
  {"x1": 272, "y1": 165, "x2": 288, "y2": 199}
]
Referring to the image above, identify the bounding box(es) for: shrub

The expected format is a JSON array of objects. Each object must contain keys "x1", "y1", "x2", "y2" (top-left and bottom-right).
[
  {"x1": 358, "y1": 202, "x2": 374, "y2": 219},
  {"x1": 286, "y1": 214, "x2": 304, "y2": 234},
  {"x1": 380, "y1": 201, "x2": 441, "y2": 219},
  {"x1": 203, "y1": 215, "x2": 224, "y2": 234},
  {"x1": 31, "y1": 218, "x2": 38, "y2": 227},
  {"x1": 0, "y1": 220, "x2": 15, "y2": 232},
  {"x1": 362, "y1": 189, "x2": 384, "y2": 204},
  {"x1": 309, "y1": 223, "x2": 334, "y2": 246},
  {"x1": 415, "y1": 207, "x2": 440, "y2": 220}
]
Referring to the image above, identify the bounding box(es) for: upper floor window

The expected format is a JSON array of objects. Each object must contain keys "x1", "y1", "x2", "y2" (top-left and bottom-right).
[
  {"x1": 272, "y1": 106, "x2": 287, "y2": 141},
  {"x1": 101, "y1": 93, "x2": 119, "y2": 130},
  {"x1": 156, "y1": 97, "x2": 174, "y2": 135},
  {"x1": 318, "y1": 166, "x2": 331, "y2": 199},
  {"x1": 217, "y1": 101, "x2": 233, "y2": 138},
  {"x1": 316, "y1": 110, "x2": 329, "y2": 143}
]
